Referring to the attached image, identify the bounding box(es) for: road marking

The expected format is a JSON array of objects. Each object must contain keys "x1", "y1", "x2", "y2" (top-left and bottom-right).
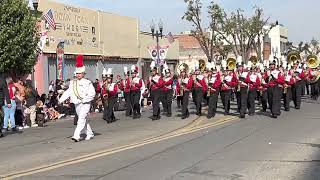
[{"x1": 1, "y1": 116, "x2": 239, "y2": 179}]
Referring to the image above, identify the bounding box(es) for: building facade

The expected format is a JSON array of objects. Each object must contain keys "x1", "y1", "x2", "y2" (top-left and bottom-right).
[{"x1": 35, "y1": 0, "x2": 179, "y2": 94}]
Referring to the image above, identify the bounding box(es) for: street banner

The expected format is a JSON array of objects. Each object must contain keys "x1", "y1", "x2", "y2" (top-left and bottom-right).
[
  {"x1": 147, "y1": 45, "x2": 169, "y2": 66},
  {"x1": 56, "y1": 42, "x2": 65, "y2": 80}
]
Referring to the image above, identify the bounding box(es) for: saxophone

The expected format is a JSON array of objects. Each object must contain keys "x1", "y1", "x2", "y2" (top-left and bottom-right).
[
  {"x1": 179, "y1": 76, "x2": 184, "y2": 96},
  {"x1": 102, "y1": 80, "x2": 109, "y2": 103}
]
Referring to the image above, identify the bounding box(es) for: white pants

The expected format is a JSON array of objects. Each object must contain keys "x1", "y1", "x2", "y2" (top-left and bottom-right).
[{"x1": 73, "y1": 103, "x2": 94, "y2": 139}]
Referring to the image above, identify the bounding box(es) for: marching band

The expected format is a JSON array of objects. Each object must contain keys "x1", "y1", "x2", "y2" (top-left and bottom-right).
[{"x1": 94, "y1": 54, "x2": 320, "y2": 123}]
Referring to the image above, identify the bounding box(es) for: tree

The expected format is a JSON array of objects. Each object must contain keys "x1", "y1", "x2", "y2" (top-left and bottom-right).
[
  {"x1": 0, "y1": 0, "x2": 39, "y2": 76},
  {"x1": 182, "y1": 0, "x2": 224, "y2": 62},
  {"x1": 183, "y1": 0, "x2": 271, "y2": 63}
]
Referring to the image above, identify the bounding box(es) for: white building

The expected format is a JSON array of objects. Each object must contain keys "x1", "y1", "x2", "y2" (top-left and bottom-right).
[{"x1": 264, "y1": 24, "x2": 289, "y2": 60}]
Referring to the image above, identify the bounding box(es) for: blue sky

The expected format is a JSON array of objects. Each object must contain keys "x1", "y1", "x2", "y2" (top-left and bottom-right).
[{"x1": 54, "y1": 0, "x2": 320, "y2": 43}]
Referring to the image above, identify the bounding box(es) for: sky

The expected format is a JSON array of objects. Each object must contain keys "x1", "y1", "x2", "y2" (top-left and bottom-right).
[{"x1": 54, "y1": 0, "x2": 320, "y2": 43}]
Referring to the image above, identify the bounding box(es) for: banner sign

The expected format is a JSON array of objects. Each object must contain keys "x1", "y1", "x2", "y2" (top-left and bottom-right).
[
  {"x1": 147, "y1": 45, "x2": 169, "y2": 66},
  {"x1": 56, "y1": 42, "x2": 65, "y2": 80}
]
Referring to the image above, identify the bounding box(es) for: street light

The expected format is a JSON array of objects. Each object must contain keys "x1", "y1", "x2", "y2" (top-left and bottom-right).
[
  {"x1": 32, "y1": 0, "x2": 39, "y2": 11},
  {"x1": 150, "y1": 19, "x2": 164, "y2": 68}
]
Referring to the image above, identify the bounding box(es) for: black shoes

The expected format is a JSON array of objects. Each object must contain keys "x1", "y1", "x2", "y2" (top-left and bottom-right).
[
  {"x1": 272, "y1": 114, "x2": 278, "y2": 118},
  {"x1": 240, "y1": 114, "x2": 245, "y2": 118},
  {"x1": 295, "y1": 106, "x2": 300, "y2": 109},
  {"x1": 150, "y1": 115, "x2": 160, "y2": 121}
]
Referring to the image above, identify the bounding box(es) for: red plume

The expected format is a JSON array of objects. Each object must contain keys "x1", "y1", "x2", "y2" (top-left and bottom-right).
[{"x1": 76, "y1": 55, "x2": 84, "y2": 67}]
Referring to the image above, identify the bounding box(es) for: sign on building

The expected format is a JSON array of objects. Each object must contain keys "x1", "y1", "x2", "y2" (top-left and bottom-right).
[{"x1": 147, "y1": 45, "x2": 169, "y2": 66}]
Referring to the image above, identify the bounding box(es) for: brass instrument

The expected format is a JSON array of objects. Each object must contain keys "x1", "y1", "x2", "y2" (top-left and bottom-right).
[
  {"x1": 177, "y1": 63, "x2": 189, "y2": 75},
  {"x1": 179, "y1": 77, "x2": 185, "y2": 96},
  {"x1": 308, "y1": 70, "x2": 320, "y2": 84},
  {"x1": 287, "y1": 51, "x2": 301, "y2": 65},
  {"x1": 102, "y1": 80, "x2": 109, "y2": 102},
  {"x1": 199, "y1": 59, "x2": 206, "y2": 72},
  {"x1": 207, "y1": 76, "x2": 212, "y2": 96},
  {"x1": 226, "y1": 57, "x2": 237, "y2": 70},
  {"x1": 249, "y1": 56, "x2": 258, "y2": 67},
  {"x1": 306, "y1": 54, "x2": 319, "y2": 69}
]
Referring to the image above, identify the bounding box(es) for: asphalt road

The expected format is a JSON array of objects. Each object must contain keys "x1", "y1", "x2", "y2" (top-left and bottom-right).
[{"x1": 9, "y1": 96, "x2": 320, "y2": 180}]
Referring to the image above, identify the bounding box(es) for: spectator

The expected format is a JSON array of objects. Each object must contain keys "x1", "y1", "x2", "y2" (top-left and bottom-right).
[
  {"x1": 0, "y1": 74, "x2": 11, "y2": 137},
  {"x1": 48, "y1": 80, "x2": 55, "y2": 92},
  {"x1": 24, "y1": 80, "x2": 38, "y2": 127},
  {"x1": 2, "y1": 78, "x2": 17, "y2": 132}
]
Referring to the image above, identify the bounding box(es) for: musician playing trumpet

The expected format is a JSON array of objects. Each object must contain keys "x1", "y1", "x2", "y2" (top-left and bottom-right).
[
  {"x1": 162, "y1": 63, "x2": 174, "y2": 117},
  {"x1": 147, "y1": 61, "x2": 164, "y2": 121},
  {"x1": 205, "y1": 63, "x2": 221, "y2": 119},
  {"x1": 101, "y1": 68, "x2": 118, "y2": 123},
  {"x1": 118, "y1": 67, "x2": 132, "y2": 116},
  {"x1": 264, "y1": 60, "x2": 285, "y2": 118},
  {"x1": 282, "y1": 66, "x2": 295, "y2": 111},
  {"x1": 291, "y1": 61, "x2": 305, "y2": 109},
  {"x1": 176, "y1": 65, "x2": 193, "y2": 119},
  {"x1": 192, "y1": 62, "x2": 207, "y2": 116}
]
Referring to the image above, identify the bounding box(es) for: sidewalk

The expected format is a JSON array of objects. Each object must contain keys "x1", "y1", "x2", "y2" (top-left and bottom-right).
[{"x1": 0, "y1": 103, "x2": 229, "y2": 176}]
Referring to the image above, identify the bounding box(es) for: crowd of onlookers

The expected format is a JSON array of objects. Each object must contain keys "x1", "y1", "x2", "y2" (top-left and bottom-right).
[{"x1": 0, "y1": 78, "x2": 80, "y2": 136}]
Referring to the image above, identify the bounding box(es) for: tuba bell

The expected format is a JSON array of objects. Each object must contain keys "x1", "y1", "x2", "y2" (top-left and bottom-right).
[
  {"x1": 287, "y1": 51, "x2": 301, "y2": 65},
  {"x1": 226, "y1": 56, "x2": 237, "y2": 70},
  {"x1": 199, "y1": 59, "x2": 206, "y2": 72},
  {"x1": 306, "y1": 54, "x2": 319, "y2": 69},
  {"x1": 177, "y1": 63, "x2": 189, "y2": 75},
  {"x1": 249, "y1": 56, "x2": 258, "y2": 67}
]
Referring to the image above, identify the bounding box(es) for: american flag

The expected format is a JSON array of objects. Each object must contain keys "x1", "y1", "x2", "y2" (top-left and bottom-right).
[
  {"x1": 43, "y1": 9, "x2": 56, "y2": 30},
  {"x1": 165, "y1": 32, "x2": 175, "y2": 44}
]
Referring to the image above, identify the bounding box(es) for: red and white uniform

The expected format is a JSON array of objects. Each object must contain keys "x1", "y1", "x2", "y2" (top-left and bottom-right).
[
  {"x1": 162, "y1": 76, "x2": 173, "y2": 91},
  {"x1": 176, "y1": 75, "x2": 193, "y2": 94},
  {"x1": 307, "y1": 68, "x2": 318, "y2": 81},
  {"x1": 264, "y1": 69, "x2": 285, "y2": 87},
  {"x1": 293, "y1": 68, "x2": 305, "y2": 81},
  {"x1": 285, "y1": 70, "x2": 296, "y2": 87},
  {"x1": 206, "y1": 73, "x2": 222, "y2": 93},
  {"x1": 193, "y1": 74, "x2": 207, "y2": 93},
  {"x1": 101, "y1": 82, "x2": 118, "y2": 98},
  {"x1": 221, "y1": 72, "x2": 238, "y2": 91},
  {"x1": 238, "y1": 71, "x2": 250, "y2": 88},
  {"x1": 147, "y1": 75, "x2": 164, "y2": 90},
  {"x1": 248, "y1": 72, "x2": 261, "y2": 91},
  {"x1": 119, "y1": 78, "x2": 131, "y2": 93},
  {"x1": 130, "y1": 77, "x2": 143, "y2": 91}
]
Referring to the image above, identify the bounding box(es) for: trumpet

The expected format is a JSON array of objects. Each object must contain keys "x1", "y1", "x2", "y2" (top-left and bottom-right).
[
  {"x1": 102, "y1": 81, "x2": 109, "y2": 102},
  {"x1": 179, "y1": 77, "x2": 185, "y2": 96}
]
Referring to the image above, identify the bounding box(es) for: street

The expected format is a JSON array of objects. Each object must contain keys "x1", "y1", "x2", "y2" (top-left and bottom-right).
[{"x1": 0, "y1": 97, "x2": 319, "y2": 180}]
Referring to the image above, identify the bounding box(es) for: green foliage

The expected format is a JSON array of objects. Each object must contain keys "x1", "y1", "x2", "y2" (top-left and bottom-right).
[{"x1": 0, "y1": 0, "x2": 40, "y2": 76}]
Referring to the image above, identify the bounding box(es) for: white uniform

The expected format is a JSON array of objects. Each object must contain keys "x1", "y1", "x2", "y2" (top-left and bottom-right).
[{"x1": 59, "y1": 78, "x2": 96, "y2": 140}]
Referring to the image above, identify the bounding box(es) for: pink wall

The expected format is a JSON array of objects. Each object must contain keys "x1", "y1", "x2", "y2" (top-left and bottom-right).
[{"x1": 34, "y1": 54, "x2": 45, "y2": 95}]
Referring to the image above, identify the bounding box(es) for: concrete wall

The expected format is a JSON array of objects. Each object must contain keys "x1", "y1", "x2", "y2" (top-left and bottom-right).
[{"x1": 38, "y1": 0, "x2": 139, "y2": 57}]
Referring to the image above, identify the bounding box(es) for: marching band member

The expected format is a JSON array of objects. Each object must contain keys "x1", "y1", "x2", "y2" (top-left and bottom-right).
[
  {"x1": 162, "y1": 63, "x2": 174, "y2": 117},
  {"x1": 176, "y1": 65, "x2": 193, "y2": 119},
  {"x1": 265, "y1": 60, "x2": 285, "y2": 118},
  {"x1": 259, "y1": 64, "x2": 269, "y2": 112},
  {"x1": 206, "y1": 62, "x2": 221, "y2": 119},
  {"x1": 101, "y1": 68, "x2": 118, "y2": 123},
  {"x1": 130, "y1": 65, "x2": 143, "y2": 119},
  {"x1": 59, "y1": 55, "x2": 96, "y2": 142},
  {"x1": 307, "y1": 66, "x2": 320, "y2": 100},
  {"x1": 220, "y1": 67, "x2": 238, "y2": 116},
  {"x1": 192, "y1": 62, "x2": 207, "y2": 116},
  {"x1": 291, "y1": 61, "x2": 305, "y2": 109},
  {"x1": 147, "y1": 61, "x2": 164, "y2": 120},
  {"x1": 247, "y1": 65, "x2": 261, "y2": 116},
  {"x1": 118, "y1": 67, "x2": 132, "y2": 116},
  {"x1": 236, "y1": 62, "x2": 250, "y2": 118},
  {"x1": 283, "y1": 65, "x2": 295, "y2": 111}
]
